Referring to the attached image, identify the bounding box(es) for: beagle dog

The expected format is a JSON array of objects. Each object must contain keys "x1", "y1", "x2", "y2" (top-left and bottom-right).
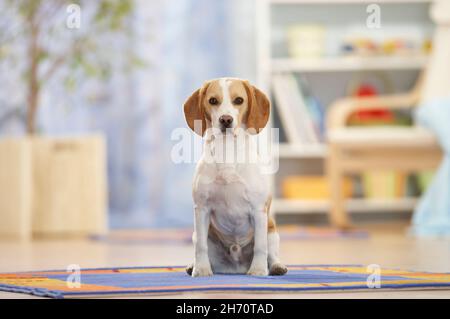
[{"x1": 183, "y1": 77, "x2": 287, "y2": 277}]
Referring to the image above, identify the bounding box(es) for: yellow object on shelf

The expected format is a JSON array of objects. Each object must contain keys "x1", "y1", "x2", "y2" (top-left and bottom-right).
[
  {"x1": 282, "y1": 176, "x2": 353, "y2": 200},
  {"x1": 287, "y1": 24, "x2": 325, "y2": 58},
  {"x1": 362, "y1": 171, "x2": 406, "y2": 199}
]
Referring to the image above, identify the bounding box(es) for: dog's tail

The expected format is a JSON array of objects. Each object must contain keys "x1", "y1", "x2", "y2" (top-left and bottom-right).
[{"x1": 229, "y1": 244, "x2": 242, "y2": 262}]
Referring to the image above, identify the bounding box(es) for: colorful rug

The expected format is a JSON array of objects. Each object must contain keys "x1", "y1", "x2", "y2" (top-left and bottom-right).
[
  {"x1": 0, "y1": 265, "x2": 449, "y2": 298},
  {"x1": 90, "y1": 227, "x2": 368, "y2": 245}
]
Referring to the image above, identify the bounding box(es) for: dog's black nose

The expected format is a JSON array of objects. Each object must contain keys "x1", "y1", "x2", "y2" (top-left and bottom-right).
[{"x1": 219, "y1": 115, "x2": 233, "y2": 127}]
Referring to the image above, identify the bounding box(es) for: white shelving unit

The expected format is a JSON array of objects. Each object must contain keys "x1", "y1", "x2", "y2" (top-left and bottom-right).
[
  {"x1": 273, "y1": 198, "x2": 419, "y2": 215},
  {"x1": 278, "y1": 143, "x2": 328, "y2": 158},
  {"x1": 256, "y1": 0, "x2": 432, "y2": 217},
  {"x1": 270, "y1": 0, "x2": 431, "y2": 4},
  {"x1": 272, "y1": 55, "x2": 429, "y2": 73}
]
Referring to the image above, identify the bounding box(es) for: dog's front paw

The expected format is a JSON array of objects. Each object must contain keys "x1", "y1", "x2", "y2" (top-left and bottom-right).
[
  {"x1": 247, "y1": 264, "x2": 268, "y2": 276},
  {"x1": 269, "y1": 263, "x2": 288, "y2": 276},
  {"x1": 192, "y1": 263, "x2": 213, "y2": 277}
]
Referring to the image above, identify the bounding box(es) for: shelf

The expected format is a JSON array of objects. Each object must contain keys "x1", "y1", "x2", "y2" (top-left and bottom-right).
[
  {"x1": 271, "y1": 55, "x2": 428, "y2": 72},
  {"x1": 277, "y1": 143, "x2": 327, "y2": 158},
  {"x1": 273, "y1": 198, "x2": 418, "y2": 214},
  {"x1": 273, "y1": 199, "x2": 330, "y2": 213},
  {"x1": 269, "y1": 0, "x2": 431, "y2": 4},
  {"x1": 261, "y1": 0, "x2": 429, "y2": 217}
]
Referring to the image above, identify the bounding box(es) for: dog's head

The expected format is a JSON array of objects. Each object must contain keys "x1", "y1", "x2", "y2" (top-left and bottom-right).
[{"x1": 183, "y1": 78, "x2": 270, "y2": 136}]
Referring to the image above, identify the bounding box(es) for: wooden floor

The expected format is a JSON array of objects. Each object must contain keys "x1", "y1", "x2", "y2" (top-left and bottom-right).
[{"x1": 1, "y1": 223, "x2": 449, "y2": 299}]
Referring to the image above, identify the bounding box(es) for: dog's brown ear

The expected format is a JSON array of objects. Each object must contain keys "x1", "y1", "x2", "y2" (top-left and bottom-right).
[
  {"x1": 183, "y1": 83, "x2": 209, "y2": 136},
  {"x1": 243, "y1": 81, "x2": 270, "y2": 134}
]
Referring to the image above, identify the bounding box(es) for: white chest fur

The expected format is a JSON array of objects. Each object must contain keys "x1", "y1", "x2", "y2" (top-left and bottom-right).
[{"x1": 193, "y1": 132, "x2": 270, "y2": 243}]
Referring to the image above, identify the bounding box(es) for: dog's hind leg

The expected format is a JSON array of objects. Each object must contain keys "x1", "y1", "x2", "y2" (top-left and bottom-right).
[{"x1": 267, "y1": 217, "x2": 288, "y2": 276}]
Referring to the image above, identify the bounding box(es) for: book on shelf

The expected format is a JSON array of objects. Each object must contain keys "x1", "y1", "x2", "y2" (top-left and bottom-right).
[
  {"x1": 272, "y1": 74, "x2": 301, "y2": 144},
  {"x1": 297, "y1": 76, "x2": 326, "y2": 140},
  {"x1": 272, "y1": 73, "x2": 324, "y2": 146}
]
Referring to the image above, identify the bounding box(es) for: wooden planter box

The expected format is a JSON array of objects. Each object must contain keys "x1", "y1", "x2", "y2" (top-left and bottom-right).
[
  {"x1": 0, "y1": 135, "x2": 107, "y2": 239},
  {"x1": 32, "y1": 135, "x2": 108, "y2": 236},
  {"x1": 0, "y1": 139, "x2": 32, "y2": 239}
]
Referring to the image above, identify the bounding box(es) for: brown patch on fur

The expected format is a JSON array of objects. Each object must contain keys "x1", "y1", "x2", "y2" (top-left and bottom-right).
[
  {"x1": 203, "y1": 80, "x2": 223, "y2": 113},
  {"x1": 228, "y1": 80, "x2": 249, "y2": 129},
  {"x1": 183, "y1": 81, "x2": 211, "y2": 136},
  {"x1": 242, "y1": 81, "x2": 270, "y2": 134},
  {"x1": 265, "y1": 196, "x2": 277, "y2": 234},
  {"x1": 268, "y1": 216, "x2": 276, "y2": 233}
]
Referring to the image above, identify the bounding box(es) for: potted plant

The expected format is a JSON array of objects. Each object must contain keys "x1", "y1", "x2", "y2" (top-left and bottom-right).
[{"x1": 0, "y1": 0, "x2": 133, "y2": 238}]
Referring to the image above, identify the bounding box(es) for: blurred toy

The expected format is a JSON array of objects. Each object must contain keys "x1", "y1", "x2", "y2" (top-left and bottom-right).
[
  {"x1": 287, "y1": 24, "x2": 325, "y2": 58},
  {"x1": 346, "y1": 72, "x2": 397, "y2": 126},
  {"x1": 341, "y1": 36, "x2": 432, "y2": 56},
  {"x1": 341, "y1": 38, "x2": 378, "y2": 56},
  {"x1": 348, "y1": 83, "x2": 395, "y2": 125}
]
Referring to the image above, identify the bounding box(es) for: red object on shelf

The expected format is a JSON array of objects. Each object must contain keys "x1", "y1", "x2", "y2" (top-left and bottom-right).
[{"x1": 350, "y1": 84, "x2": 394, "y2": 124}]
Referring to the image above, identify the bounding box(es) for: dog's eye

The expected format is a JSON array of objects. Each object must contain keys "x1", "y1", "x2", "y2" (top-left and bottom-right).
[
  {"x1": 209, "y1": 97, "x2": 218, "y2": 105},
  {"x1": 233, "y1": 97, "x2": 244, "y2": 105}
]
